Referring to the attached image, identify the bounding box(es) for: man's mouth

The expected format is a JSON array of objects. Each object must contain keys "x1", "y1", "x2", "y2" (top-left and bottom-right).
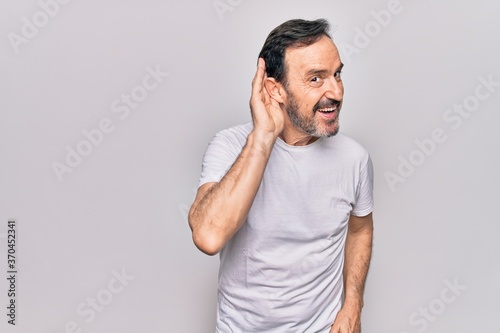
[
  {"x1": 313, "y1": 98, "x2": 341, "y2": 115},
  {"x1": 316, "y1": 107, "x2": 337, "y2": 114}
]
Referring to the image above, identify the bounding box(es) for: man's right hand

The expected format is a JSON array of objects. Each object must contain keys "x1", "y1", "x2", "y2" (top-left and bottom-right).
[{"x1": 250, "y1": 58, "x2": 285, "y2": 142}]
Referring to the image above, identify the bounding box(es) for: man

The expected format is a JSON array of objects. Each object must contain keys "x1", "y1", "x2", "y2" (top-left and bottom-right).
[{"x1": 189, "y1": 18, "x2": 374, "y2": 333}]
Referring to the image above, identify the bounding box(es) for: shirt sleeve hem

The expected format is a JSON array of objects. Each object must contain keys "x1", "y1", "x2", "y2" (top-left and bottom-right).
[
  {"x1": 351, "y1": 205, "x2": 373, "y2": 217},
  {"x1": 198, "y1": 177, "x2": 222, "y2": 188}
]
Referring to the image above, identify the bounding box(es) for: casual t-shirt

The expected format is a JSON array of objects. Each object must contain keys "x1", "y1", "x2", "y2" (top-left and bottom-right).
[{"x1": 199, "y1": 122, "x2": 374, "y2": 333}]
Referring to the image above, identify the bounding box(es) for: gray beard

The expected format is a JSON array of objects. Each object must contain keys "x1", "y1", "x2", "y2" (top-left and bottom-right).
[{"x1": 284, "y1": 92, "x2": 339, "y2": 138}]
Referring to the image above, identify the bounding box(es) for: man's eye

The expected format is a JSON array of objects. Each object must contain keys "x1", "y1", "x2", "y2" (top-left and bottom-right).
[
  {"x1": 334, "y1": 71, "x2": 342, "y2": 79},
  {"x1": 311, "y1": 76, "x2": 322, "y2": 83}
]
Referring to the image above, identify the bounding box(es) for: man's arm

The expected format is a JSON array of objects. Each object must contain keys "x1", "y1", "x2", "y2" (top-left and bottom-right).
[
  {"x1": 330, "y1": 213, "x2": 373, "y2": 333},
  {"x1": 188, "y1": 134, "x2": 274, "y2": 255},
  {"x1": 188, "y1": 58, "x2": 285, "y2": 255}
]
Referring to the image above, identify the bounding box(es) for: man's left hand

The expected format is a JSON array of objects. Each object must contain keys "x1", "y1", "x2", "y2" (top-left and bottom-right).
[{"x1": 329, "y1": 307, "x2": 361, "y2": 333}]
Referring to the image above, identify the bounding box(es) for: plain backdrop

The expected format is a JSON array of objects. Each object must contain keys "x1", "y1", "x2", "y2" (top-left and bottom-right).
[{"x1": 1, "y1": 0, "x2": 499, "y2": 332}]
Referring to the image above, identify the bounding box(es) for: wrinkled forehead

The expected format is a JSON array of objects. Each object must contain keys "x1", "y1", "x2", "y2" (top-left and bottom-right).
[{"x1": 284, "y1": 35, "x2": 342, "y2": 78}]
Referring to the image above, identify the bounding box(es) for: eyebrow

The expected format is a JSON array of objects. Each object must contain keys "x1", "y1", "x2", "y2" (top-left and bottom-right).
[{"x1": 305, "y1": 63, "x2": 344, "y2": 76}]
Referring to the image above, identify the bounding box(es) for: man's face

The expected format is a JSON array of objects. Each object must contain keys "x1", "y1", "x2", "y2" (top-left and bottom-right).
[{"x1": 281, "y1": 35, "x2": 344, "y2": 138}]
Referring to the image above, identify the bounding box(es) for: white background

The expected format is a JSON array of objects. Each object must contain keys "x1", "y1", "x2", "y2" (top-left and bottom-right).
[{"x1": 1, "y1": 0, "x2": 499, "y2": 332}]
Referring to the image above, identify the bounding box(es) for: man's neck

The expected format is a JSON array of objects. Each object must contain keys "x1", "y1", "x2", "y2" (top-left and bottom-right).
[{"x1": 279, "y1": 127, "x2": 319, "y2": 146}]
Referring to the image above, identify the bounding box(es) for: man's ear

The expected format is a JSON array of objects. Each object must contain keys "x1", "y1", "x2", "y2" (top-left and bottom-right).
[{"x1": 264, "y1": 77, "x2": 286, "y2": 104}]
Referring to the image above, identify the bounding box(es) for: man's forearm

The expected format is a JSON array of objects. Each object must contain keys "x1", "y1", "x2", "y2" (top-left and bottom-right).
[
  {"x1": 188, "y1": 131, "x2": 276, "y2": 255},
  {"x1": 342, "y1": 213, "x2": 374, "y2": 310}
]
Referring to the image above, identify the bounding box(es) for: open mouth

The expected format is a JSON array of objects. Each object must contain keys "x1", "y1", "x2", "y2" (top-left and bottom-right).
[
  {"x1": 316, "y1": 107, "x2": 336, "y2": 114},
  {"x1": 315, "y1": 106, "x2": 338, "y2": 120}
]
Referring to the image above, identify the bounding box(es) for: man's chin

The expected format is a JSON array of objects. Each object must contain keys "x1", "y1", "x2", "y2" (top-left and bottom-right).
[
  {"x1": 325, "y1": 128, "x2": 339, "y2": 137},
  {"x1": 321, "y1": 127, "x2": 339, "y2": 138},
  {"x1": 316, "y1": 121, "x2": 339, "y2": 138}
]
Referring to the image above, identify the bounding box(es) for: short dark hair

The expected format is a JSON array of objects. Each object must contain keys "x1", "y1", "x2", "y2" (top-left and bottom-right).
[{"x1": 258, "y1": 19, "x2": 331, "y2": 85}]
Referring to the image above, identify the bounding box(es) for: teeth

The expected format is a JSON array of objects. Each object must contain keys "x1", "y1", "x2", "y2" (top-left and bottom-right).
[{"x1": 318, "y1": 108, "x2": 335, "y2": 112}]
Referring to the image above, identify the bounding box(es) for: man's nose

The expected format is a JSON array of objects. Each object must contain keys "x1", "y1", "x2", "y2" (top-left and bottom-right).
[{"x1": 324, "y1": 77, "x2": 343, "y2": 101}]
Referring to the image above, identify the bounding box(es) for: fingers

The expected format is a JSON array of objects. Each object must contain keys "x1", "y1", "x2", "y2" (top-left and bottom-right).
[
  {"x1": 256, "y1": 57, "x2": 266, "y2": 75},
  {"x1": 330, "y1": 323, "x2": 358, "y2": 333},
  {"x1": 251, "y1": 58, "x2": 266, "y2": 100},
  {"x1": 257, "y1": 57, "x2": 265, "y2": 71}
]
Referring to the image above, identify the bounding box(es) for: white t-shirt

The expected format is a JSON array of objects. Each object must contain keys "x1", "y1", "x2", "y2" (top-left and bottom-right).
[{"x1": 199, "y1": 122, "x2": 374, "y2": 333}]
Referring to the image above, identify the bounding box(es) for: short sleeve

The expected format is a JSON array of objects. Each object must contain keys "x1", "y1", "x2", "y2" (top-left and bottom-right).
[
  {"x1": 198, "y1": 128, "x2": 247, "y2": 188},
  {"x1": 351, "y1": 155, "x2": 374, "y2": 217}
]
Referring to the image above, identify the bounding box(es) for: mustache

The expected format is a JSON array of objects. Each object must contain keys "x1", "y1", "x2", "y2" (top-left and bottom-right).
[{"x1": 313, "y1": 98, "x2": 341, "y2": 112}]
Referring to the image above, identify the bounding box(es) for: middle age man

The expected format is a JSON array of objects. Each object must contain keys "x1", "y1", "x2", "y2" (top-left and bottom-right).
[{"x1": 189, "y1": 18, "x2": 374, "y2": 333}]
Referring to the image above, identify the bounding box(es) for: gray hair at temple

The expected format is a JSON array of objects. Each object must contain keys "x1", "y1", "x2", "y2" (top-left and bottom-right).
[{"x1": 258, "y1": 19, "x2": 332, "y2": 85}]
